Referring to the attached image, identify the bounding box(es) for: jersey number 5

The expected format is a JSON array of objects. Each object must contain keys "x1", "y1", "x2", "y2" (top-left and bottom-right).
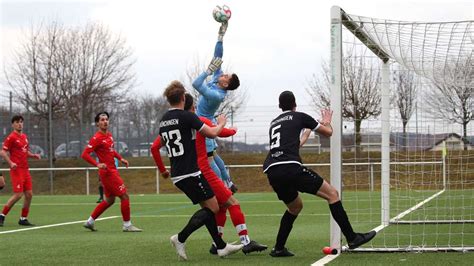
[
  {"x1": 162, "y1": 130, "x2": 184, "y2": 157},
  {"x1": 270, "y1": 125, "x2": 281, "y2": 149}
]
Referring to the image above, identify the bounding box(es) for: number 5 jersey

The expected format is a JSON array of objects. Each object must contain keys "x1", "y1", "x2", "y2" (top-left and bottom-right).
[{"x1": 263, "y1": 111, "x2": 321, "y2": 173}]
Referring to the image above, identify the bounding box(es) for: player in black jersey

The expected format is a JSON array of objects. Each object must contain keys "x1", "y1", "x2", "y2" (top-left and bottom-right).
[
  {"x1": 158, "y1": 81, "x2": 243, "y2": 260},
  {"x1": 264, "y1": 91, "x2": 376, "y2": 257}
]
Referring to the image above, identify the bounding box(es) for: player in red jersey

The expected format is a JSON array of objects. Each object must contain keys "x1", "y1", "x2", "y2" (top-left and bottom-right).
[
  {"x1": 151, "y1": 93, "x2": 267, "y2": 255},
  {"x1": 81, "y1": 112, "x2": 142, "y2": 232},
  {"x1": 0, "y1": 115, "x2": 41, "y2": 226}
]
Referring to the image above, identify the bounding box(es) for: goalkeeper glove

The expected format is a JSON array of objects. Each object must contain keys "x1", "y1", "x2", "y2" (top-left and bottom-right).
[
  {"x1": 218, "y1": 22, "x2": 228, "y2": 42},
  {"x1": 206, "y1": 57, "x2": 223, "y2": 75}
]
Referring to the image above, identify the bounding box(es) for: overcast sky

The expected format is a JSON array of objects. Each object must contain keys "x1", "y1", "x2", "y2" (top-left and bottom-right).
[
  {"x1": 1, "y1": 0, "x2": 472, "y2": 104},
  {"x1": 1, "y1": 0, "x2": 472, "y2": 143}
]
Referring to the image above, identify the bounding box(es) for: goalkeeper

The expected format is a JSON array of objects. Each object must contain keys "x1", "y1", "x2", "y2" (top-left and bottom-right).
[{"x1": 192, "y1": 21, "x2": 240, "y2": 192}]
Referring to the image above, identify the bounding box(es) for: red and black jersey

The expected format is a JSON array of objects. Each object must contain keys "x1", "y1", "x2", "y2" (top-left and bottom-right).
[{"x1": 263, "y1": 111, "x2": 320, "y2": 172}]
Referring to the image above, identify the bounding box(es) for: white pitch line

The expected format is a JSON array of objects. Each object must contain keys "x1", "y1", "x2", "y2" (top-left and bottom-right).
[
  {"x1": 133, "y1": 213, "x2": 329, "y2": 218},
  {"x1": 0, "y1": 216, "x2": 119, "y2": 235},
  {"x1": 311, "y1": 254, "x2": 340, "y2": 266}
]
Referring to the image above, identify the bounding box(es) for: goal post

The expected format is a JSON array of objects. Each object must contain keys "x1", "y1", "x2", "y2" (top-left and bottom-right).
[{"x1": 330, "y1": 6, "x2": 474, "y2": 252}]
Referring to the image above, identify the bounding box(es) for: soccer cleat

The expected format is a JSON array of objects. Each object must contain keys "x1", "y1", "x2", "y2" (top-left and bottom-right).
[
  {"x1": 0, "y1": 215, "x2": 4, "y2": 226},
  {"x1": 83, "y1": 221, "x2": 97, "y2": 231},
  {"x1": 18, "y1": 219, "x2": 35, "y2": 226},
  {"x1": 217, "y1": 243, "x2": 244, "y2": 258},
  {"x1": 170, "y1": 234, "x2": 188, "y2": 261},
  {"x1": 209, "y1": 243, "x2": 218, "y2": 255},
  {"x1": 123, "y1": 224, "x2": 143, "y2": 232},
  {"x1": 348, "y1": 230, "x2": 377, "y2": 250},
  {"x1": 242, "y1": 240, "x2": 268, "y2": 254},
  {"x1": 269, "y1": 247, "x2": 295, "y2": 257}
]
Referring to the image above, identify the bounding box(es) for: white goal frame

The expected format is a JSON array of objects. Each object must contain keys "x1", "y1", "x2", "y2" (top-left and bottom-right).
[{"x1": 329, "y1": 6, "x2": 474, "y2": 253}]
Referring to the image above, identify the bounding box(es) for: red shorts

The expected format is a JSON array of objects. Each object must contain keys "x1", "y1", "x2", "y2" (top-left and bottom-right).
[
  {"x1": 99, "y1": 169, "x2": 127, "y2": 197},
  {"x1": 201, "y1": 167, "x2": 232, "y2": 205},
  {"x1": 10, "y1": 168, "x2": 33, "y2": 193}
]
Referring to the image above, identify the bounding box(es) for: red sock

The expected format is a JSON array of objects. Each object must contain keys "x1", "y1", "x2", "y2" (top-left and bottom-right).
[
  {"x1": 121, "y1": 198, "x2": 130, "y2": 222},
  {"x1": 2, "y1": 205, "x2": 10, "y2": 216},
  {"x1": 91, "y1": 200, "x2": 111, "y2": 219},
  {"x1": 21, "y1": 207, "x2": 29, "y2": 218},
  {"x1": 216, "y1": 207, "x2": 227, "y2": 236},
  {"x1": 228, "y1": 204, "x2": 248, "y2": 236}
]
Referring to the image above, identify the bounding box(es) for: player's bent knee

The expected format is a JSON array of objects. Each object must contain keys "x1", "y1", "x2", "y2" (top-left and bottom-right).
[{"x1": 227, "y1": 196, "x2": 239, "y2": 206}]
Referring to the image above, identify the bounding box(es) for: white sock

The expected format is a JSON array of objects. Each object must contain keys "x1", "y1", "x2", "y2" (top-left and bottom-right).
[
  {"x1": 87, "y1": 216, "x2": 95, "y2": 224},
  {"x1": 20, "y1": 217, "x2": 27, "y2": 220},
  {"x1": 123, "y1": 220, "x2": 131, "y2": 227}
]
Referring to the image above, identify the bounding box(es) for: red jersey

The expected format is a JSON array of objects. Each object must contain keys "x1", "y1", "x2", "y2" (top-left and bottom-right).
[
  {"x1": 2, "y1": 132, "x2": 29, "y2": 169},
  {"x1": 82, "y1": 131, "x2": 122, "y2": 169},
  {"x1": 196, "y1": 117, "x2": 235, "y2": 175}
]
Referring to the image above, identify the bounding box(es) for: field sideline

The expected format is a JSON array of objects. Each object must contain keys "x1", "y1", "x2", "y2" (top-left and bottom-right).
[{"x1": 0, "y1": 193, "x2": 473, "y2": 265}]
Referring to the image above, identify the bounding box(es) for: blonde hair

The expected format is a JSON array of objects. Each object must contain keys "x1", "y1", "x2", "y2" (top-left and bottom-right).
[{"x1": 163, "y1": 80, "x2": 186, "y2": 105}]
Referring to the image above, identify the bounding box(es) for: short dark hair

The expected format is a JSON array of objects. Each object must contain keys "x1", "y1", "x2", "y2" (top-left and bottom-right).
[
  {"x1": 11, "y1": 115, "x2": 24, "y2": 124},
  {"x1": 94, "y1": 111, "x2": 110, "y2": 123},
  {"x1": 278, "y1": 91, "x2": 296, "y2": 111},
  {"x1": 226, "y1": 74, "x2": 240, "y2": 91},
  {"x1": 164, "y1": 80, "x2": 186, "y2": 105},
  {"x1": 184, "y1": 93, "x2": 194, "y2": 111}
]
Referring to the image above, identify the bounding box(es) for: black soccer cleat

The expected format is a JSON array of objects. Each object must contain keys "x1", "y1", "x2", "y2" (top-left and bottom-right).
[
  {"x1": 209, "y1": 243, "x2": 218, "y2": 255},
  {"x1": 18, "y1": 219, "x2": 35, "y2": 226},
  {"x1": 269, "y1": 247, "x2": 295, "y2": 257},
  {"x1": 348, "y1": 230, "x2": 377, "y2": 250},
  {"x1": 0, "y1": 215, "x2": 4, "y2": 226},
  {"x1": 242, "y1": 240, "x2": 268, "y2": 254}
]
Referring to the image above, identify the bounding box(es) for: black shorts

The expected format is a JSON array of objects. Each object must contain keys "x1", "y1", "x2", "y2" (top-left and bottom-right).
[
  {"x1": 175, "y1": 174, "x2": 215, "y2": 205},
  {"x1": 266, "y1": 163, "x2": 324, "y2": 204}
]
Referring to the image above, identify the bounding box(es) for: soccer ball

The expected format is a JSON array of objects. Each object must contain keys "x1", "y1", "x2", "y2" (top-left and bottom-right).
[{"x1": 212, "y1": 5, "x2": 231, "y2": 23}]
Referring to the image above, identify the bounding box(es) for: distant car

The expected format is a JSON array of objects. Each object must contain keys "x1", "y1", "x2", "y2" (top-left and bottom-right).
[
  {"x1": 114, "y1": 141, "x2": 131, "y2": 157},
  {"x1": 55, "y1": 141, "x2": 86, "y2": 158},
  {"x1": 29, "y1": 144, "x2": 46, "y2": 158},
  {"x1": 132, "y1": 142, "x2": 167, "y2": 157}
]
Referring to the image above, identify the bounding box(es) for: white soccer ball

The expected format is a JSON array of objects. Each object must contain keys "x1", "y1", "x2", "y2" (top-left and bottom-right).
[{"x1": 212, "y1": 5, "x2": 231, "y2": 23}]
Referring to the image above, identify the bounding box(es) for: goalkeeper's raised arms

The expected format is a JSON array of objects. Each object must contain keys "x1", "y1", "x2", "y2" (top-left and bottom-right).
[
  {"x1": 218, "y1": 21, "x2": 228, "y2": 42},
  {"x1": 206, "y1": 57, "x2": 223, "y2": 75}
]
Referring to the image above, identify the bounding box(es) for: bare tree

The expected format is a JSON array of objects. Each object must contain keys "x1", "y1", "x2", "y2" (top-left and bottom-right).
[
  {"x1": 4, "y1": 21, "x2": 136, "y2": 158},
  {"x1": 393, "y1": 69, "x2": 418, "y2": 150},
  {"x1": 182, "y1": 57, "x2": 247, "y2": 120},
  {"x1": 122, "y1": 94, "x2": 168, "y2": 152},
  {"x1": 426, "y1": 59, "x2": 473, "y2": 150},
  {"x1": 307, "y1": 51, "x2": 381, "y2": 151}
]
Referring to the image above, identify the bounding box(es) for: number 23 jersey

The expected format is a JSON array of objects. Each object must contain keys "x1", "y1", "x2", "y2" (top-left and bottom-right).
[
  {"x1": 159, "y1": 109, "x2": 204, "y2": 182},
  {"x1": 263, "y1": 111, "x2": 320, "y2": 173}
]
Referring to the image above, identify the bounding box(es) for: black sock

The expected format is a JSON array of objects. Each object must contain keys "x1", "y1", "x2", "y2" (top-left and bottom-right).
[
  {"x1": 275, "y1": 210, "x2": 298, "y2": 251},
  {"x1": 98, "y1": 185, "x2": 103, "y2": 199},
  {"x1": 178, "y1": 208, "x2": 213, "y2": 243},
  {"x1": 203, "y1": 208, "x2": 226, "y2": 249},
  {"x1": 329, "y1": 201, "x2": 357, "y2": 241}
]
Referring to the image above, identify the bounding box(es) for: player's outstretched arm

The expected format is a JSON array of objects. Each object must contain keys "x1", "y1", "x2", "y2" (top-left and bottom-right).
[
  {"x1": 217, "y1": 22, "x2": 228, "y2": 43},
  {"x1": 316, "y1": 109, "x2": 333, "y2": 137},
  {"x1": 200, "y1": 114, "x2": 227, "y2": 138}
]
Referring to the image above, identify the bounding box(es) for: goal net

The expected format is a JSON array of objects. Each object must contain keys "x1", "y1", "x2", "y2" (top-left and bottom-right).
[{"x1": 330, "y1": 6, "x2": 473, "y2": 252}]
